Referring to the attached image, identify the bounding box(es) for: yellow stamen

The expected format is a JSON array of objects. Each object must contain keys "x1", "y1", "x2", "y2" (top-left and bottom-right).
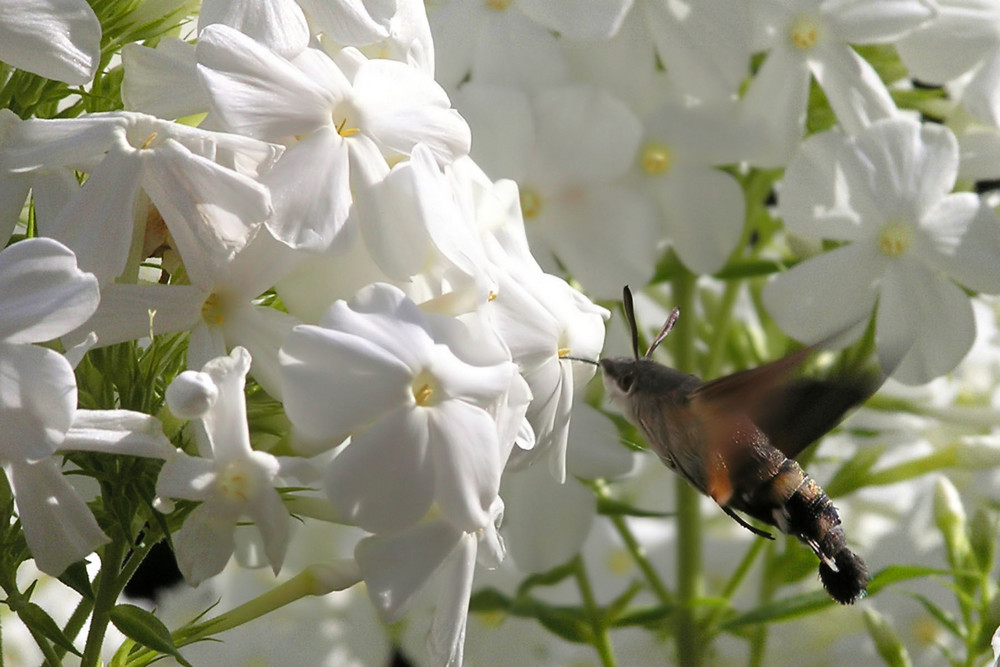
[
  {"x1": 557, "y1": 348, "x2": 571, "y2": 358},
  {"x1": 487, "y1": 290, "x2": 498, "y2": 302},
  {"x1": 878, "y1": 221, "x2": 913, "y2": 257},
  {"x1": 201, "y1": 293, "x2": 227, "y2": 326},
  {"x1": 520, "y1": 187, "x2": 542, "y2": 219},
  {"x1": 640, "y1": 141, "x2": 672, "y2": 174},
  {"x1": 789, "y1": 16, "x2": 821, "y2": 50},
  {"x1": 141, "y1": 133, "x2": 158, "y2": 149},
  {"x1": 336, "y1": 117, "x2": 360, "y2": 137}
]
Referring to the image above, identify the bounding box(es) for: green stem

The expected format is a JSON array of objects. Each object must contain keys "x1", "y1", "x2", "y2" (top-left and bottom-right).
[
  {"x1": 81, "y1": 537, "x2": 128, "y2": 667},
  {"x1": 703, "y1": 279, "x2": 743, "y2": 379},
  {"x1": 670, "y1": 270, "x2": 704, "y2": 667},
  {"x1": 572, "y1": 555, "x2": 616, "y2": 667}
]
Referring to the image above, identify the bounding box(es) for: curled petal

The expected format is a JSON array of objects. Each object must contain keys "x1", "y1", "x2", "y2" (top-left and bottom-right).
[{"x1": 0, "y1": 0, "x2": 100, "y2": 84}]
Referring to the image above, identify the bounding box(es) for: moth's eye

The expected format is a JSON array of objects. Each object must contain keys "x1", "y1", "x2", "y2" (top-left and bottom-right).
[{"x1": 618, "y1": 371, "x2": 636, "y2": 393}]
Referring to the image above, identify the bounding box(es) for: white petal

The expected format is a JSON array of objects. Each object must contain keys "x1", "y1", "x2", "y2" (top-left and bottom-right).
[
  {"x1": 355, "y1": 519, "x2": 463, "y2": 622},
  {"x1": 0, "y1": 170, "x2": 29, "y2": 247},
  {"x1": 427, "y1": 535, "x2": 475, "y2": 667},
  {"x1": 262, "y1": 126, "x2": 352, "y2": 251},
  {"x1": 0, "y1": 237, "x2": 98, "y2": 342},
  {"x1": 244, "y1": 484, "x2": 290, "y2": 575},
  {"x1": 325, "y1": 407, "x2": 434, "y2": 532},
  {"x1": 0, "y1": 0, "x2": 100, "y2": 84},
  {"x1": 896, "y1": 6, "x2": 998, "y2": 83},
  {"x1": 6, "y1": 458, "x2": 108, "y2": 575},
  {"x1": 427, "y1": 400, "x2": 502, "y2": 532},
  {"x1": 918, "y1": 194, "x2": 1000, "y2": 293},
  {"x1": 762, "y1": 242, "x2": 883, "y2": 342},
  {"x1": 741, "y1": 45, "x2": 811, "y2": 167},
  {"x1": 173, "y1": 500, "x2": 240, "y2": 585},
  {"x1": 452, "y1": 83, "x2": 534, "y2": 181},
  {"x1": 155, "y1": 450, "x2": 218, "y2": 500},
  {"x1": 197, "y1": 24, "x2": 337, "y2": 139},
  {"x1": 501, "y1": 460, "x2": 596, "y2": 573},
  {"x1": 518, "y1": 0, "x2": 633, "y2": 39},
  {"x1": 46, "y1": 147, "x2": 142, "y2": 285},
  {"x1": 566, "y1": 403, "x2": 637, "y2": 480},
  {"x1": 63, "y1": 409, "x2": 173, "y2": 459},
  {"x1": 65, "y1": 283, "x2": 204, "y2": 349},
  {"x1": 472, "y1": 11, "x2": 569, "y2": 91},
  {"x1": 963, "y1": 48, "x2": 1000, "y2": 127},
  {"x1": 876, "y1": 260, "x2": 976, "y2": 384},
  {"x1": 353, "y1": 58, "x2": 471, "y2": 163},
  {"x1": 809, "y1": 42, "x2": 898, "y2": 135},
  {"x1": 280, "y1": 323, "x2": 413, "y2": 440},
  {"x1": 199, "y1": 347, "x2": 254, "y2": 462},
  {"x1": 825, "y1": 0, "x2": 936, "y2": 43},
  {"x1": 121, "y1": 39, "x2": 206, "y2": 119},
  {"x1": 298, "y1": 0, "x2": 393, "y2": 45},
  {"x1": 222, "y1": 304, "x2": 299, "y2": 400},
  {"x1": 166, "y1": 370, "x2": 219, "y2": 420},
  {"x1": 0, "y1": 115, "x2": 122, "y2": 172},
  {"x1": 198, "y1": 0, "x2": 309, "y2": 59},
  {"x1": 657, "y1": 165, "x2": 745, "y2": 274},
  {"x1": 958, "y1": 126, "x2": 1000, "y2": 182},
  {"x1": 0, "y1": 343, "x2": 75, "y2": 461}
]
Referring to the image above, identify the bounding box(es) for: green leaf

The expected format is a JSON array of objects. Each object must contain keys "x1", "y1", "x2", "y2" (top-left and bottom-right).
[
  {"x1": 110, "y1": 603, "x2": 192, "y2": 667},
  {"x1": 18, "y1": 602, "x2": 82, "y2": 656},
  {"x1": 516, "y1": 560, "x2": 577, "y2": 596},
  {"x1": 58, "y1": 560, "x2": 94, "y2": 600},
  {"x1": 862, "y1": 607, "x2": 913, "y2": 667},
  {"x1": 904, "y1": 593, "x2": 962, "y2": 640},
  {"x1": 596, "y1": 496, "x2": 673, "y2": 518},
  {"x1": 468, "y1": 588, "x2": 511, "y2": 613},
  {"x1": 866, "y1": 564, "x2": 947, "y2": 596},
  {"x1": 532, "y1": 604, "x2": 592, "y2": 644},
  {"x1": 719, "y1": 591, "x2": 832, "y2": 630},
  {"x1": 612, "y1": 604, "x2": 676, "y2": 628}
]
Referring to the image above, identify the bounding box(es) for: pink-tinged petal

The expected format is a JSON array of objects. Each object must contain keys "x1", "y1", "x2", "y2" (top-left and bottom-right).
[
  {"x1": 876, "y1": 260, "x2": 976, "y2": 384},
  {"x1": 173, "y1": 500, "x2": 241, "y2": 585},
  {"x1": 197, "y1": 24, "x2": 338, "y2": 139},
  {"x1": 0, "y1": 115, "x2": 123, "y2": 172},
  {"x1": 198, "y1": 0, "x2": 309, "y2": 59},
  {"x1": 122, "y1": 39, "x2": 206, "y2": 119},
  {"x1": 142, "y1": 140, "x2": 270, "y2": 288},
  {"x1": 5, "y1": 458, "x2": 108, "y2": 575},
  {"x1": 355, "y1": 518, "x2": 464, "y2": 621},
  {"x1": 762, "y1": 242, "x2": 884, "y2": 343},
  {"x1": 825, "y1": 0, "x2": 935, "y2": 43},
  {"x1": 918, "y1": 194, "x2": 1000, "y2": 293},
  {"x1": 741, "y1": 45, "x2": 811, "y2": 167},
  {"x1": 298, "y1": 0, "x2": 393, "y2": 45},
  {"x1": 222, "y1": 304, "x2": 299, "y2": 401},
  {"x1": 353, "y1": 59, "x2": 471, "y2": 163},
  {"x1": 0, "y1": 343, "x2": 75, "y2": 461},
  {"x1": 200, "y1": 347, "x2": 254, "y2": 462},
  {"x1": 65, "y1": 283, "x2": 204, "y2": 349},
  {"x1": 533, "y1": 85, "x2": 641, "y2": 182},
  {"x1": 854, "y1": 118, "x2": 959, "y2": 222},
  {"x1": 262, "y1": 126, "x2": 352, "y2": 251},
  {"x1": 501, "y1": 460, "x2": 596, "y2": 573},
  {"x1": 63, "y1": 409, "x2": 173, "y2": 459},
  {"x1": 656, "y1": 165, "x2": 744, "y2": 275},
  {"x1": 325, "y1": 407, "x2": 434, "y2": 533},
  {"x1": 518, "y1": 0, "x2": 632, "y2": 39},
  {"x1": 0, "y1": 237, "x2": 98, "y2": 343},
  {"x1": 0, "y1": 0, "x2": 100, "y2": 84},
  {"x1": 156, "y1": 450, "x2": 218, "y2": 501},
  {"x1": 244, "y1": 484, "x2": 290, "y2": 575},
  {"x1": 280, "y1": 324, "x2": 413, "y2": 439},
  {"x1": 45, "y1": 146, "x2": 142, "y2": 285},
  {"x1": 779, "y1": 130, "x2": 879, "y2": 241},
  {"x1": 427, "y1": 535, "x2": 475, "y2": 666},
  {"x1": 808, "y1": 43, "x2": 898, "y2": 136},
  {"x1": 427, "y1": 400, "x2": 502, "y2": 532}
]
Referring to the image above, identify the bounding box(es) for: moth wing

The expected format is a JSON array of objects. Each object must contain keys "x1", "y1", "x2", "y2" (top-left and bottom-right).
[{"x1": 690, "y1": 346, "x2": 881, "y2": 460}]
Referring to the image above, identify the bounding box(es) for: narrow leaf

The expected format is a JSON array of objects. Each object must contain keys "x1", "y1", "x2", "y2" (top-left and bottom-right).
[
  {"x1": 110, "y1": 603, "x2": 193, "y2": 667},
  {"x1": 18, "y1": 602, "x2": 83, "y2": 656}
]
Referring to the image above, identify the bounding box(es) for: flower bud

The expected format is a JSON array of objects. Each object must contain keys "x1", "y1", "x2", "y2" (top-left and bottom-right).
[
  {"x1": 165, "y1": 370, "x2": 218, "y2": 420},
  {"x1": 862, "y1": 607, "x2": 911, "y2": 667}
]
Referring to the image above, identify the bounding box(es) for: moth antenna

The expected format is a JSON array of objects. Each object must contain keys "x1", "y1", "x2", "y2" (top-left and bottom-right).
[
  {"x1": 562, "y1": 356, "x2": 599, "y2": 367},
  {"x1": 645, "y1": 307, "x2": 681, "y2": 358},
  {"x1": 622, "y1": 285, "x2": 641, "y2": 360}
]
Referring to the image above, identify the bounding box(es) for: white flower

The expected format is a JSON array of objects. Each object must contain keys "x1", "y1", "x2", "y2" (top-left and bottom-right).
[
  {"x1": 0, "y1": 0, "x2": 100, "y2": 84},
  {"x1": 280, "y1": 283, "x2": 526, "y2": 534},
  {"x1": 0, "y1": 111, "x2": 278, "y2": 285},
  {"x1": 763, "y1": 117, "x2": 1000, "y2": 384},
  {"x1": 742, "y1": 0, "x2": 935, "y2": 166},
  {"x1": 196, "y1": 24, "x2": 470, "y2": 250},
  {"x1": 157, "y1": 347, "x2": 291, "y2": 585}
]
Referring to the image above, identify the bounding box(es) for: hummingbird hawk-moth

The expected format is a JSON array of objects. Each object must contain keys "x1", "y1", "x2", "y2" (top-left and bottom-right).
[{"x1": 596, "y1": 286, "x2": 879, "y2": 604}]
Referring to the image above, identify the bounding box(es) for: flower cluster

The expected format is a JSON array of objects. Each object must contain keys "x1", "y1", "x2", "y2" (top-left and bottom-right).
[{"x1": 5, "y1": 0, "x2": 1000, "y2": 666}]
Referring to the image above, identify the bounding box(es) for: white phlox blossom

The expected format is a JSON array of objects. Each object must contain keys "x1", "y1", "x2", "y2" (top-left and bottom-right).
[
  {"x1": 0, "y1": 0, "x2": 100, "y2": 84},
  {"x1": 764, "y1": 116, "x2": 1000, "y2": 384},
  {"x1": 195, "y1": 23, "x2": 470, "y2": 251},
  {"x1": 157, "y1": 347, "x2": 291, "y2": 585},
  {"x1": 0, "y1": 238, "x2": 171, "y2": 575},
  {"x1": 355, "y1": 497, "x2": 505, "y2": 667},
  {"x1": 279, "y1": 282, "x2": 528, "y2": 535},
  {"x1": 742, "y1": 0, "x2": 936, "y2": 167},
  {"x1": 0, "y1": 111, "x2": 279, "y2": 286}
]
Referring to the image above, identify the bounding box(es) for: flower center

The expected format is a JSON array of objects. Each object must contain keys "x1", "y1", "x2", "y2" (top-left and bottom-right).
[
  {"x1": 201, "y1": 292, "x2": 232, "y2": 326},
  {"x1": 878, "y1": 221, "x2": 913, "y2": 257},
  {"x1": 485, "y1": 0, "x2": 512, "y2": 9},
  {"x1": 333, "y1": 102, "x2": 362, "y2": 137},
  {"x1": 411, "y1": 369, "x2": 440, "y2": 407},
  {"x1": 640, "y1": 141, "x2": 672, "y2": 174},
  {"x1": 520, "y1": 187, "x2": 543, "y2": 219},
  {"x1": 218, "y1": 460, "x2": 256, "y2": 503},
  {"x1": 788, "y1": 15, "x2": 822, "y2": 50}
]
